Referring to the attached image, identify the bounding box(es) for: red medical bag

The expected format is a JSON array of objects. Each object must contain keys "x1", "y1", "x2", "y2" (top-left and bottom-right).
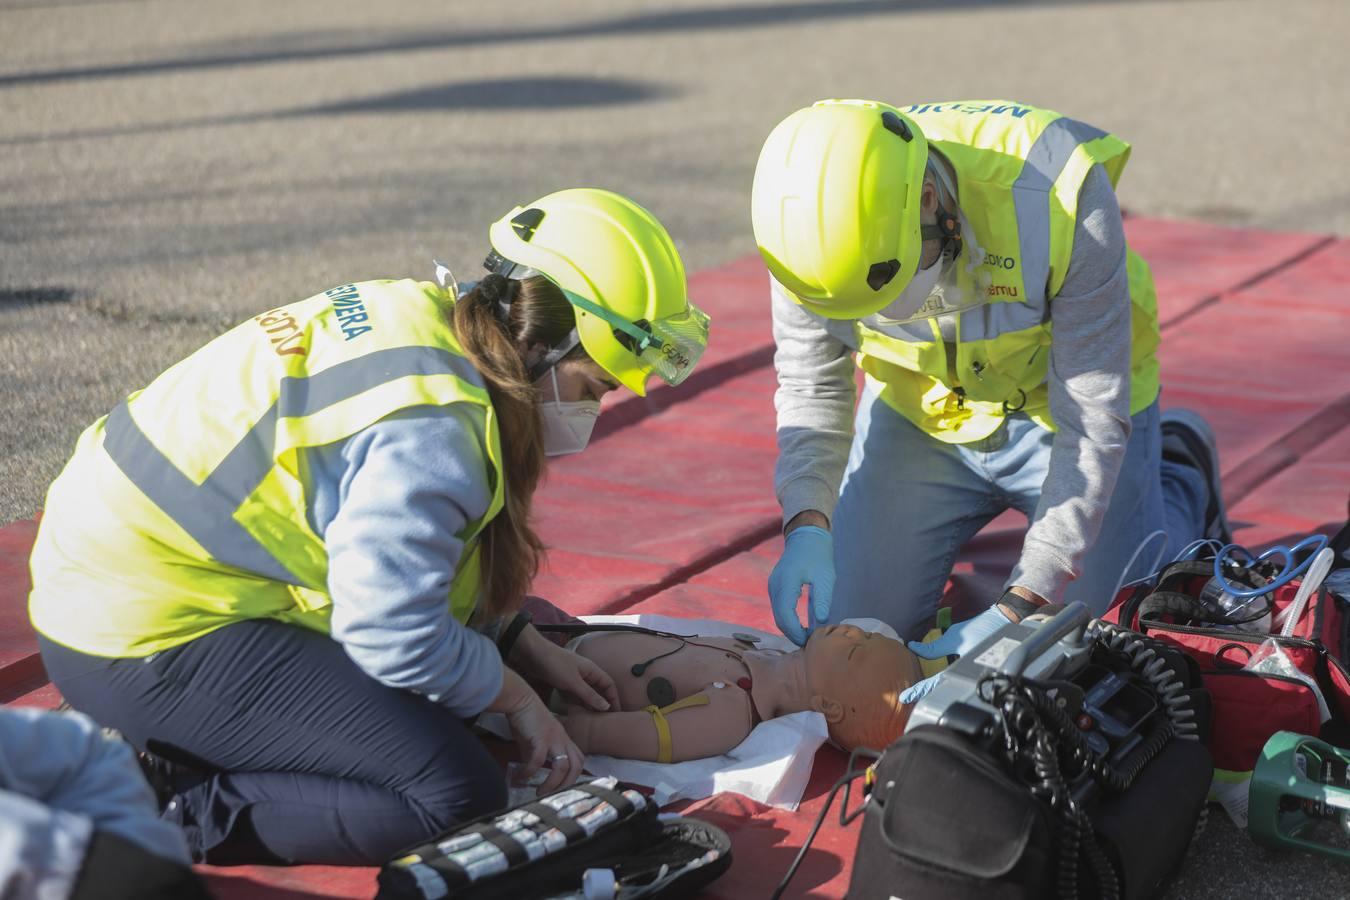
[{"x1": 1103, "y1": 561, "x2": 1350, "y2": 773}]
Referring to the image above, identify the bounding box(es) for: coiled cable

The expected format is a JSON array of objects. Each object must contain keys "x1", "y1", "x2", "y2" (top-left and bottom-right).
[
  {"x1": 989, "y1": 678, "x2": 1123, "y2": 900},
  {"x1": 981, "y1": 621, "x2": 1203, "y2": 899},
  {"x1": 1087, "y1": 619, "x2": 1200, "y2": 741}
]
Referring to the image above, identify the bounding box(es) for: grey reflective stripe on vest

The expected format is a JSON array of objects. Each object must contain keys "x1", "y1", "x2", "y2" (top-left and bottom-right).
[
  {"x1": 957, "y1": 289, "x2": 1048, "y2": 342},
  {"x1": 104, "y1": 345, "x2": 483, "y2": 584},
  {"x1": 1012, "y1": 115, "x2": 1107, "y2": 310}
]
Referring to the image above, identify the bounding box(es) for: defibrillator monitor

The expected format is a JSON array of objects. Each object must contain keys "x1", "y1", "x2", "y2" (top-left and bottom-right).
[{"x1": 906, "y1": 603, "x2": 1094, "y2": 738}]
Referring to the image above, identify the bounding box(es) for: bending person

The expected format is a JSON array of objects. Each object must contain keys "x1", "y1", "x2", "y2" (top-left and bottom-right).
[
  {"x1": 751, "y1": 100, "x2": 1230, "y2": 699},
  {"x1": 559, "y1": 623, "x2": 922, "y2": 762},
  {"x1": 28, "y1": 189, "x2": 709, "y2": 866}
]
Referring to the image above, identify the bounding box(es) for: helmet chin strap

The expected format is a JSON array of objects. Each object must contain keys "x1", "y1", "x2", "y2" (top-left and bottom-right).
[
  {"x1": 481, "y1": 250, "x2": 584, "y2": 381},
  {"x1": 919, "y1": 204, "x2": 962, "y2": 262},
  {"x1": 918, "y1": 160, "x2": 963, "y2": 262},
  {"x1": 526, "y1": 330, "x2": 581, "y2": 382}
]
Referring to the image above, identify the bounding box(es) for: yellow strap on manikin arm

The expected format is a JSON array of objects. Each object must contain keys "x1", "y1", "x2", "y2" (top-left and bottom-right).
[{"x1": 642, "y1": 694, "x2": 712, "y2": 763}]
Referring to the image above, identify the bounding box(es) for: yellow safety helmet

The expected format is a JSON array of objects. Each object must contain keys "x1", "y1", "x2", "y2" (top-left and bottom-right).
[
  {"x1": 751, "y1": 100, "x2": 929, "y2": 320},
  {"x1": 485, "y1": 188, "x2": 709, "y2": 397}
]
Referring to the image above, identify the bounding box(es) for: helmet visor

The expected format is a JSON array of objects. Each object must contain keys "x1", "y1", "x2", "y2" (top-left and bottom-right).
[
  {"x1": 563, "y1": 289, "x2": 709, "y2": 388},
  {"x1": 482, "y1": 252, "x2": 709, "y2": 388}
]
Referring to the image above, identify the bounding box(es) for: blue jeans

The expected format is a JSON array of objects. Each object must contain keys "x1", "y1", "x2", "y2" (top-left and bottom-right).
[
  {"x1": 830, "y1": 384, "x2": 1208, "y2": 641},
  {"x1": 40, "y1": 619, "x2": 507, "y2": 866}
]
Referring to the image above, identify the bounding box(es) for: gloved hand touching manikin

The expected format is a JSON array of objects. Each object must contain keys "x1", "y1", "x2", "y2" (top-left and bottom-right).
[
  {"x1": 900, "y1": 602, "x2": 1019, "y2": 705},
  {"x1": 767, "y1": 525, "x2": 835, "y2": 647}
]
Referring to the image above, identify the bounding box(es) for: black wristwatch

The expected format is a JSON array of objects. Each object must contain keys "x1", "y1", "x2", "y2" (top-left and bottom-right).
[
  {"x1": 496, "y1": 611, "x2": 532, "y2": 662},
  {"x1": 996, "y1": 590, "x2": 1046, "y2": 624}
]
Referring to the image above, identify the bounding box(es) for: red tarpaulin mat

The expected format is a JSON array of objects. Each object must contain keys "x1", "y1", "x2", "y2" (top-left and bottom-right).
[{"x1": 2, "y1": 219, "x2": 1347, "y2": 898}]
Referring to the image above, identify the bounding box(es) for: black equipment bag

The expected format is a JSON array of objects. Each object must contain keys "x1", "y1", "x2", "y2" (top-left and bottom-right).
[
  {"x1": 847, "y1": 725, "x2": 1057, "y2": 900},
  {"x1": 848, "y1": 725, "x2": 1211, "y2": 900},
  {"x1": 377, "y1": 778, "x2": 731, "y2": 899},
  {"x1": 846, "y1": 615, "x2": 1217, "y2": 900}
]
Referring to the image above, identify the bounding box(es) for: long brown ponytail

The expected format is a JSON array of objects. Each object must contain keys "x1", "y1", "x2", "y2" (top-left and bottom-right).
[{"x1": 450, "y1": 273, "x2": 577, "y2": 621}]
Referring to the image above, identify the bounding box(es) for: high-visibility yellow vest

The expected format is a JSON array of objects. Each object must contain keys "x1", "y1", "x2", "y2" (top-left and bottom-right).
[
  {"x1": 29, "y1": 279, "x2": 504, "y2": 658},
  {"x1": 849, "y1": 100, "x2": 1160, "y2": 443}
]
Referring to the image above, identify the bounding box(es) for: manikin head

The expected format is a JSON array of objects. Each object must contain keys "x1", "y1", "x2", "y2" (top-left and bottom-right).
[{"x1": 801, "y1": 624, "x2": 923, "y2": 752}]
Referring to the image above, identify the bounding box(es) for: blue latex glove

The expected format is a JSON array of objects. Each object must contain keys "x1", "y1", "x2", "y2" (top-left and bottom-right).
[
  {"x1": 900, "y1": 604, "x2": 1016, "y2": 704},
  {"x1": 767, "y1": 525, "x2": 835, "y2": 646}
]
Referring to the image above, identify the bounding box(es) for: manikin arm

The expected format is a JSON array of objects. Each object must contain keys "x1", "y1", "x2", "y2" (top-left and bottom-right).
[{"x1": 563, "y1": 684, "x2": 754, "y2": 763}]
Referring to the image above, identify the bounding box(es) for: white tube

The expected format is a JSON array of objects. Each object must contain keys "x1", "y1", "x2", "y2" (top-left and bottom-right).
[
  {"x1": 1277, "y1": 547, "x2": 1335, "y2": 636},
  {"x1": 1110, "y1": 529, "x2": 1169, "y2": 603}
]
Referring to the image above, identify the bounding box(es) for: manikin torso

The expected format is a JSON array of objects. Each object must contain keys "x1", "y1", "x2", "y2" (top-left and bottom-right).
[
  {"x1": 558, "y1": 623, "x2": 919, "y2": 763},
  {"x1": 566, "y1": 631, "x2": 779, "y2": 725}
]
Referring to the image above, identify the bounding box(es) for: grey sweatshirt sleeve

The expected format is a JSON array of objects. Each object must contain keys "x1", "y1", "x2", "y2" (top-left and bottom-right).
[
  {"x1": 771, "y1": 281, "x2": 859, "y2": 527},
  {"x1": 315, "y1": 404, "x2": 505, "y2": 718},
  {"x1": 0, "y1": 706, "x2": 191, "y2": 900},
  {"x1": 1008, "y1": 165, "x2": 1134, "y2": 600}
]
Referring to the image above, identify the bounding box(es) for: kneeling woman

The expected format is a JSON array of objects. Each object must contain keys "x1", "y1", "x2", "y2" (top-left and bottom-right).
[{"x1": 28, "y1": 189, "x2": 709, "y2": 866}]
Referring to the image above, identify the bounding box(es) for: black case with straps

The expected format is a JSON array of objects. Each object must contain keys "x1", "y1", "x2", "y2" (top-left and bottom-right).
[{"x1": 377, "y1": 779, "x2": 731, "y2": 900}]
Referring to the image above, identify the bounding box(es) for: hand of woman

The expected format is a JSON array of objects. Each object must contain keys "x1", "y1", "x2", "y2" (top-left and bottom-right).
[
  {"x1": 512, "y1": 625, "x2": 619, "y2": 712},
  {"x1": 489, "y1": 669, "x2": 584, "y2": 793}
]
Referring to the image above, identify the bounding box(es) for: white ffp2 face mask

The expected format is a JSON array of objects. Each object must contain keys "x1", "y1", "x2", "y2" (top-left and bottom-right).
[
  {"x1": 875, "y1": 257, "x2": 945, "y2": 323},
  {"x1": 540, "y1": 367, "x2": 601, "y2": 457}
]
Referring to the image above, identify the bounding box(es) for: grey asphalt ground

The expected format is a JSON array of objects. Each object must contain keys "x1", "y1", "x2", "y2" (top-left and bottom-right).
[{"x1": 3, "y1": 0, "x2": 1349, "y2": 895}]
